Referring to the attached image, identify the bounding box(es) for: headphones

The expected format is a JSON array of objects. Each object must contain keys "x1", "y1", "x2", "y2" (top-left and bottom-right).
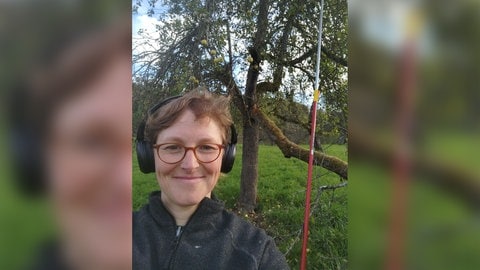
[
  {"x1": 8, "y1": 84, "x2": 47, "y2": 195},
  {"x1": 135, "y1": 96, "x2": 237, "y2": 174}
]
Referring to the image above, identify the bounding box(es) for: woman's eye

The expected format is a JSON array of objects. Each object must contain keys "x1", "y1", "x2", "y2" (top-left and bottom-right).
[
  {"x1": 75, "y1": 134, "x2": 108, "y2": 150},
  {"x1": 198, "y1": 144, "x2": 217, "y2": 151},
  {"x1": 162, "y1": 144, "x2": 182, "y2": 151}
]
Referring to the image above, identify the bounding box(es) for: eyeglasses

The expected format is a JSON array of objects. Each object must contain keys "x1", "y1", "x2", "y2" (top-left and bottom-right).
[{"x1": 153, "y1": 143, "x2": 224, "y2": 164}]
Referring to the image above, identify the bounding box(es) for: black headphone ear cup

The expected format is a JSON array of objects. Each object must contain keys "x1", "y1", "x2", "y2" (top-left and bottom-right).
[
  {"x1": 136, "y1": 140, "x2": 155, "y2": 173},
  {"x1": 221, "y1": 125, "x2": 237, "y2": 173},
  {"x1": 10, "y1": 128, "x2": 46, "y2": 195},
  {"x1": 221, "y1": 143, "x2": 236, "y2": 173},
  {"x1": 9, "y1": 84, "x2": 46, "y2": 195},
  {"x1": 136, "y1": 121, "x2": 155, "y2": 173}
]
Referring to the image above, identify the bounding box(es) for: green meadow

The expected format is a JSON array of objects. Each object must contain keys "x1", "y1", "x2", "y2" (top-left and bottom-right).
[
  {"x1": 349, "y1": 131, "x2": 480, "y2": 269},
  {"x1": 134, "y1": 144, "x2": 348, "y2": 269},
  {"x1": 0, "y1": 142, "x2": 54, "y2": 270}
]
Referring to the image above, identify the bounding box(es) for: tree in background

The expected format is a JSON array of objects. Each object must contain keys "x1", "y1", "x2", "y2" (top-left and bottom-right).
[{"x1": 133, "y1": 0, "x2": 348, "y2": 212}]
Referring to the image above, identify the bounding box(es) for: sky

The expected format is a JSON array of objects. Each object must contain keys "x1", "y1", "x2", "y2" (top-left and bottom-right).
[
  {"x1": 132, "y1": 2, "x2": 163, "y2": 76},
  {"x1": 350, "y1": 0, "x2": 433, "y2": 58},
  {"x1": 132, "y1": 4, "x2": 161, "y2": 40}
]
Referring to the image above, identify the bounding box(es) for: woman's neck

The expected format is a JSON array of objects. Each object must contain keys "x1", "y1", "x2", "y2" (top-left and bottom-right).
[{"x1": 161, "y1": 195, "x2": 199, "y2": 226}]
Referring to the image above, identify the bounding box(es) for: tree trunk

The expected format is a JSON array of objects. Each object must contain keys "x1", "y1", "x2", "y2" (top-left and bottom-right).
[
  {"x1": 236, "y1": 0, "x2": 269, "y2": 213},
  {"x1": 238, "y1": 117, "x2": 260, "y2": 212},
  {"x1": 238, "y1": 47, "x2": 261, "y2": 213}
]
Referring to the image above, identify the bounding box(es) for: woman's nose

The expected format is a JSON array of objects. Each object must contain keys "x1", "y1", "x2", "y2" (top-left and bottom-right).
[{"x1": 180, "y1": 148, "x2": 200, "y2": 169}]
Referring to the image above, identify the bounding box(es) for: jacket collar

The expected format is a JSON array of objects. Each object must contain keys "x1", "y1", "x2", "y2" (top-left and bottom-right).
[{"x1": 147, "y1": 191, "x2": 224, "y2": 228}]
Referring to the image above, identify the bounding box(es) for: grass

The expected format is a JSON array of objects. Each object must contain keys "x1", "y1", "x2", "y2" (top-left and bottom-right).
[
  {"x1": 133, "y1": 143, "x2": 348, "y2": 269},
  {"x1": 0, "y1": 141, "x2": 54, "y2": 270}
]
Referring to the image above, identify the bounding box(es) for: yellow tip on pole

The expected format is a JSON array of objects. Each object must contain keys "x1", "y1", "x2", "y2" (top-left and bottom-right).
[
  {"x1": 406, "y1": 8, "x2": 423, "y2": 39},
  {"x1": 313, "y1": 89, "x2": 320, "y2": 102}
]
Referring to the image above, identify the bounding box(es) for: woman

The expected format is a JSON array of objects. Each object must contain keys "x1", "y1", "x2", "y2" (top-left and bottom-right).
[
  {"x1": 9, "y1": 16, "x2": 132, "y2": 270},
  {"x1": 133, "y1": 89, "x2": 290, "y2": 269}
]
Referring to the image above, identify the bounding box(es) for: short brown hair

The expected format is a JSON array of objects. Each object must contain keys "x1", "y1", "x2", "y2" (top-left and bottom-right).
[
  {"x1": 145, "y1": 88, "x2": 233, "y2": 145},
  {"x1": 24, "y1": 16, "x2": 131, "y2": 140}
]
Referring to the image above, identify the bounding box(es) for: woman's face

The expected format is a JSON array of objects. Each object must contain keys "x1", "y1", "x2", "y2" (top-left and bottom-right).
[
  {"x1": 154, "y1": 109, "x2": 224, "y2": 209},
  {"x1": 45, "y1": 54, "x2": 131, "y2": 269}
]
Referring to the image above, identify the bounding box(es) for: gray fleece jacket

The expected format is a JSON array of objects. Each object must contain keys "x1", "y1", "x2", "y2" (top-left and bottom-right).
[{"x1": 133, "y1": 191, "x2": 290, "y2": 270}]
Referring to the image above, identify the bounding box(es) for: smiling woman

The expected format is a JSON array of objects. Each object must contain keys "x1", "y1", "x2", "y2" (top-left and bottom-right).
[
  {"x1": 7, "y1": 14, "x2": 132, "y2": 270},
  {"x1": 133, "y1": 89, "x2": 290, "y2": 270}
]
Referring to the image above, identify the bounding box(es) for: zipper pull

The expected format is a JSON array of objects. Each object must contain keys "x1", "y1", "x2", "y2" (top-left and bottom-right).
[{"x1": 175, "y1": 226, "x2": 183, "y2": 238}]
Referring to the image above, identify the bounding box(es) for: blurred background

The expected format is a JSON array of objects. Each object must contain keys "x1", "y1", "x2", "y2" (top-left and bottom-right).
[
  {"x1": 349, "y1": 0, "x2": 480, "y2": 269},
  {"x1": 0, "y1": 1, "x2": 130, "y2": 269}
]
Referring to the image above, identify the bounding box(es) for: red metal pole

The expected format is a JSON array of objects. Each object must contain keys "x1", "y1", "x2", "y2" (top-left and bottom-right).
[
  {"x1": 300, "y1": 90, "x2": 320, "y2": 270},
  {"x1": 385, "y1": 11, "x2": 419, "y2": 270}
]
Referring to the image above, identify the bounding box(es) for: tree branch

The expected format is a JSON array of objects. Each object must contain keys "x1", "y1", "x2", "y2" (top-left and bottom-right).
[
  {"x1": 349, "y1": 124, "x2": 480, "y2": 208},
  {"x1": 321, "y1": 46, "x2": 348, "y2": 67},
  {"x1": 268, "y1": 44, "x2": 348, "y2": 68},
  {"x1": 255, "y1": 108, "x2": 348, "y2": 179}
]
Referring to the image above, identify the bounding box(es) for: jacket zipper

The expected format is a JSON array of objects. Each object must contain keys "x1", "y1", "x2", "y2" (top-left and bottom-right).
[{"x1": 168, "y1": 226, "x2": 183, "y2": 269}]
